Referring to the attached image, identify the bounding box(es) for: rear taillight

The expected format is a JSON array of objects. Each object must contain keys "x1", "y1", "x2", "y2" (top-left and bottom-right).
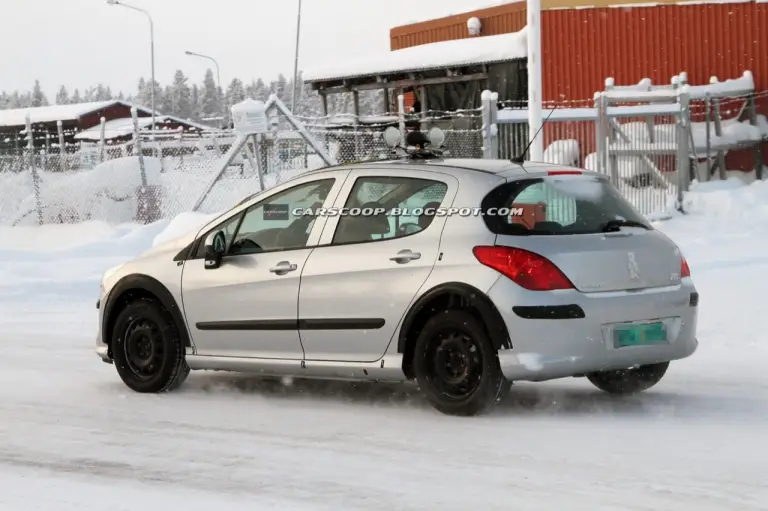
[
  {"x1": 681, "y1": 256, "x2": 691, "y2": 278},
  {"x1": 473, "y1": 246, "x2": 574, "y2": 291}
]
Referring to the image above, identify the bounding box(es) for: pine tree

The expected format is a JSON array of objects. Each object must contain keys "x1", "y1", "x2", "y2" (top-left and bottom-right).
[
  {"x1": 55, "y1": 86, "x2": 70, "y2": 105},
  {"x1": 190, "y1": 84, "x2": 201, "y2": 121},
  {"x1": 137, "y1": 78, "x2": 147, "y2": 103},
  {"x1": 71, "y1": 88, "x2": 82, "y2": 104},
  {"x1": 161, "y1": 85, "x2": 173, "y2": 115},
  {"x1": 142, "y1": 79, "x2": 162, "y2": 112},
  {"x1": 94, "y1": 84, "x2": 112, "y2": 101},
  {"x1": 200, "y1": 68, "x2": 221, "y2": 125},
  {"x1": 9, "y1": 91, "x2": 23, "y2": 108},
  {"x1": 83, "y1": 87, "x2": 96, "y2": 102},
  {"x1": 170, "y1": 70, "x2": 192, "y2": 119},
  {"x1": 226, "y1": 78, "x2": 246, "y2": 107},
  {"x1": 246, "y1": 79, "x2": 268, "y2": 101},
  {"x1": 273, "y1": 74, "x2": 289, "y2": 103},
  {"x1": 31, "y1": 80, "x2": 48, "y2": 107}
]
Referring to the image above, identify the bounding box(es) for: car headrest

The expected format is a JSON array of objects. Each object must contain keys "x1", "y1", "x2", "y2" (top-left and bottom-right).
[
  {"x1": 419, "y1": 201, "x2": 442, "y2": 228},
  {"x1": 359, "y1": 201, "x2": 391, "y2": 235}
]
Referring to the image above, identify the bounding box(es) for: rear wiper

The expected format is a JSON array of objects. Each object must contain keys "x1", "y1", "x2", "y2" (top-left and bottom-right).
[{"x1": 601, "y1": 219, "x2": 650, "y2": 232}]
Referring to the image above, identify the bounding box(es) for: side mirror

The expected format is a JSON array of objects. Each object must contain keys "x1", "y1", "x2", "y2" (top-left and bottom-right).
[{"x1": 204, "y1": 231, "x2": 227, "y2": 270}]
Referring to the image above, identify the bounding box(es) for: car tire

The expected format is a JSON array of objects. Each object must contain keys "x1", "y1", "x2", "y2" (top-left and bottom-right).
[
  {"x1": 586, "y1": 362, "x2": 669, "y2": 395},
  {"x1": 111, "y1": 298, "x2": 190, "y2": 393},
  {"x1": 413, "y1": 310, "x2": 511, "y2": 416}
]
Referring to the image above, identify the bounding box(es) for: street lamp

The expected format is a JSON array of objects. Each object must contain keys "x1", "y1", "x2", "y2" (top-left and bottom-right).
[
  {"x1": 291, "y1": 0, "x2": 302, "y2": 113},
  {"x1": 185, "y1": 50, "x2": 226, "y2": 128},
  {"x1": 107, "y1": 0, "x2": 156, "y2": 134}
]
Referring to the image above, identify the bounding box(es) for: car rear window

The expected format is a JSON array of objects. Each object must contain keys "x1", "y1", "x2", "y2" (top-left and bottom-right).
[{"x1": 480, "y1": 175, "x2": 651, "y2": 235}]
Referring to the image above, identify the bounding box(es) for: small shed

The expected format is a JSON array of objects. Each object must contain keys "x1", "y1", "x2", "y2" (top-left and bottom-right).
[
  {"x1": 0, "y1": 101, "x2": 152, "y2": 153},
  {"x1": 302, "y1": 29, "x2": 528, "y2": 129},
  {"x1": 73, "y1": 115, "x2": 215, "y2": 145}
]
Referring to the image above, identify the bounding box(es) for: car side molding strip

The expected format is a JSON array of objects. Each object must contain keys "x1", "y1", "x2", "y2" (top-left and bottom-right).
[{"x1": 196, "y1": 318, "x2": 385, "y2": 331}]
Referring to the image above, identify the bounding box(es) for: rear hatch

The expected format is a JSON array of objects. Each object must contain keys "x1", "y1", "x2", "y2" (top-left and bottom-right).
[{"x1": 481, "y1": 172, "x2": 683, "y2": 292}]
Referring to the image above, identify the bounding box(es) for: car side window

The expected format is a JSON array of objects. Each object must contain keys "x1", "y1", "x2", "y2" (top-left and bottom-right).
[
  {"x1": 228, "y1": 179, "x2": 335, "y2": 255},
  {"x1": 332, "y1": 176, "x2": 448, "y2": 245}
]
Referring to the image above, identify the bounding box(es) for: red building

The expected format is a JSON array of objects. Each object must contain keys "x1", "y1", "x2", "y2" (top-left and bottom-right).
[
  {"x1": 389, "y1": 1, "x2": 767, "y2": 170},
  {"x1": 391, "y1": 1, "x2": 767, "y2": 104}
]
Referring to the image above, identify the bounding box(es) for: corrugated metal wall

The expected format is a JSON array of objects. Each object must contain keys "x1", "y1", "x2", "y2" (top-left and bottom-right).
[
  {"x1": 390, "y1": 4, "x2": 527, "y2": 51},
  {"x1": 544, "y1": 2, "x2": 768, "y2": 101},
  {"x1": 390, "y1": 1, "x2": 768, "y2": 100}
]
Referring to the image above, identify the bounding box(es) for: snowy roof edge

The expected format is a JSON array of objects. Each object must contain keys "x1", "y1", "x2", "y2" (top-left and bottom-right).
[
  {"x1": 303, "y1": 28, "x2": 528, "y2": 83},
  {"x1": 0, "y1": 100, "x2": 154, "y2": 128},
  {"x1": 73, "y1": 114, "x2": 219, "y2": 140}
]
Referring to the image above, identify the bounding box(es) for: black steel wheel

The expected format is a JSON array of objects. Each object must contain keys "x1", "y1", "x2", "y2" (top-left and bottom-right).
[
  {"x1": 111, "y1": 298, "x2": 189, "y2": 393},
  {"x1": 587, "y1": 362, "x2": 669, "y2": 395},
  {"x1": 413, "y1": 310, "x2": 510, "y2": 416}
]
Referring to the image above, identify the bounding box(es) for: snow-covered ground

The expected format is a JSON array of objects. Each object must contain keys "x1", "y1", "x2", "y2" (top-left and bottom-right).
[{"x1": 1, "y1": 179, "x2": 767, "y2": 510}]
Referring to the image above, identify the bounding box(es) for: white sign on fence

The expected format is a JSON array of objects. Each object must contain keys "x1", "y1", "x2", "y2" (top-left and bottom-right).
[{"x1": 231, "y1": 99, "x2": 268, "y2": 134}]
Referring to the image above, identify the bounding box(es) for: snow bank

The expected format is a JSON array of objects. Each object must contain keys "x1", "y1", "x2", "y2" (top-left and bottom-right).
[
  {"x1": 303, "y1": 27, "x2": 527, "y2": 82},
  {"x1": 152, "y1": 211, "x2": 219, "y2": 247},
  {"x1": 543, "y1": 140, "x2": 580, "y2": 166},
  {"x1": 11, "y1": 156, "x2": 163, "y2": 226},
  {"x1": 609, "y1": 117, "x2": 765, "y2": 159},
  {"x1": 679, "y1": 176, "x2": 768, "y2": 222},
  {"x1": 686, "y1": 71, "x2": 755, "y2": 100}
]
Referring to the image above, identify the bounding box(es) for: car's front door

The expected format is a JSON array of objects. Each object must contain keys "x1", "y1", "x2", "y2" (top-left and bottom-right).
[
  {"x1": 181, "y1": 172, "x2": 348, "y2": 359},
  {"x1": 298, "y1": 169, "x2": 458, "y2": 362}
]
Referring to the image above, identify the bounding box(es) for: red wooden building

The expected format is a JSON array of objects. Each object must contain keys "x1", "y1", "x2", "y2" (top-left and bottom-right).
[{"x1": 389, "y1": 1, "x2": 767, "y2": 169}]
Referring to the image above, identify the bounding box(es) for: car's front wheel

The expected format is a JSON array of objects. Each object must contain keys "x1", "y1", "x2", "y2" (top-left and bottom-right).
[
  {"x1": 586, "y1": 362, "x2": 669, "y2": 395},
  {"x1": 413, "y1": 310, "x2": 511, "y2": 416},
  {"x1": 111, "y1": 298, "x2": 190, "y2": 393}
]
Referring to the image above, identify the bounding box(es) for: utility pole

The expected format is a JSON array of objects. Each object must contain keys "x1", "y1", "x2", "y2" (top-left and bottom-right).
[
  {"x1": 291, "y1": 0, "x2": 303, "y2": 113},
  {"x1": 527, "y1": 0, "x2": 544, "y2": 161}
]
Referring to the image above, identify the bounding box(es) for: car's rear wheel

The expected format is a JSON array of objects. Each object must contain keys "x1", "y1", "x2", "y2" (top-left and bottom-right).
[
  {"x1": 111, "y1": 298, "x2": 189, "y2": 393},
  {"x1": 586, "y1": 362, "x2": 669, "y2": 395},
  {"x1": 413, "y1": 310, "x2": 511, "y2": 416}
]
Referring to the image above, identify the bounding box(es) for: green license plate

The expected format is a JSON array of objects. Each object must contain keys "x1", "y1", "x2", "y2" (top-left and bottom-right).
[{"x1": 614, "y1": 322, "x2": 668, "y2": 348}]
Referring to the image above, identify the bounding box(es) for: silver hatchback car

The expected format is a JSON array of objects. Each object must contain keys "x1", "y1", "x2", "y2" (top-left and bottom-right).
[{"x1": 95, "y1": 156, "x2": 698, "y2": 416}]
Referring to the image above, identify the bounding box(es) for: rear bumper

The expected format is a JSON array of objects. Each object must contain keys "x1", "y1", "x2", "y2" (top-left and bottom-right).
[
  {"x1": 498, "y1": 336, "x2": 697, "y2": 381},
  {"x1": 488, "y1": 277, "x2": 699, "y2": 382}
]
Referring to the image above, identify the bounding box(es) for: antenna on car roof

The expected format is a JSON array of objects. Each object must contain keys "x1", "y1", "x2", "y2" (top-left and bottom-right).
[{"x1": 511, "y1": 103, "x2": 558, "y2": 164}]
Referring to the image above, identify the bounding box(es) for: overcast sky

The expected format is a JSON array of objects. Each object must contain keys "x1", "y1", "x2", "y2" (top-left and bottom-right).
[{"x1": 2, "y1": 0, "x2": 502, "y2": 97}]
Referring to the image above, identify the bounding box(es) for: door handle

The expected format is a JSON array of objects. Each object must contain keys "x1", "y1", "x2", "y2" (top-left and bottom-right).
[
  {"x1": 269, "y1": 261, "x2": 298, "y2": 275},
  {"x1": 389, "y1": 249, "x2": 421, "y2": 264}
]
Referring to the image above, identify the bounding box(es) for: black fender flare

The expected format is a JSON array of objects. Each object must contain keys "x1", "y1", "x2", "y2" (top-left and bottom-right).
[
  {"x1": 397, "y1": 281, "x2": 511, "y2": 353},
  {"x1": 102, "y1": 273, "x2": 192, "y2": 348}
]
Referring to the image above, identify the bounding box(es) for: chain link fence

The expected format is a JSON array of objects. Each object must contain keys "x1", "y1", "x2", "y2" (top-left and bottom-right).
[
  {"x1": 2, "y1": 89, "x2": 765, "y2": 227},
  {"x1": 0, "y1": 121, "x2": 484, "y2": 226}
]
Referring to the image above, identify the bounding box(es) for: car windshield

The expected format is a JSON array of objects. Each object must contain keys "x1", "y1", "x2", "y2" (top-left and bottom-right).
[{"x1": 481, "y1": 175, "x2": 651, "y2": 235}]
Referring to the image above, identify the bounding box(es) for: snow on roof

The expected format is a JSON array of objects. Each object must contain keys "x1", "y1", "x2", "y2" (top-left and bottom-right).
[
  {"x1": 73, "y1": 115, "x2": 217, "y2": 141},
  {"x1": 0, "y1": 101, "x2": 152, "y2": 128},
  {"x1": 303, "y1": 28, "x2": 528, "y2": 83}
]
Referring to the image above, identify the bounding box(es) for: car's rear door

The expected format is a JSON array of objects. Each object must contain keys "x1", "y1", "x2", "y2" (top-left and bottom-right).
[{"x1": 297, "y1": 168, "x2": 459, "y2": 362}]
